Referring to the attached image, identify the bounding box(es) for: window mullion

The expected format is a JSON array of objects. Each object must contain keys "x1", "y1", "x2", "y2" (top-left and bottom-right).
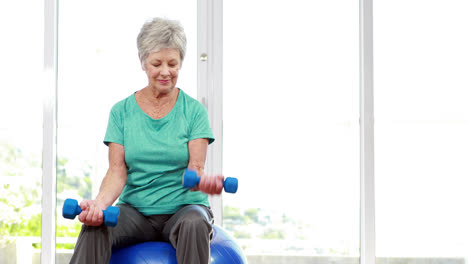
[
  {"x1": 360, "y1": 0, "x2": 376, "y2": 263},
  {"x1": 197, "y1": 0, "x2": 224, "y2": 225},
  {"x1": 42, "y1": 0, "x2": 58, "y2": 262}
]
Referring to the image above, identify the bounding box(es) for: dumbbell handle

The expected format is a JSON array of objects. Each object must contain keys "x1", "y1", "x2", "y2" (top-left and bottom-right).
[
  {"x1": 183, "y1": 169, "x2": 238, "y2": 193},
  {"x1": 62, "y1": 198, "x2": 120, "y2": 227}
]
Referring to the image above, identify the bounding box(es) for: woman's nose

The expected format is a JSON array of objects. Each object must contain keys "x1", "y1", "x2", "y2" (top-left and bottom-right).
[{"x1": 160, "y1": 65, "x2": 170, "y2": 76}]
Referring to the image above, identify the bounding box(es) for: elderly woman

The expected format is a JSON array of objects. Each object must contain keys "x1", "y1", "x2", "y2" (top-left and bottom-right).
[{"x1": 70, "y1": 17, "x2": 224, "y2": 264}]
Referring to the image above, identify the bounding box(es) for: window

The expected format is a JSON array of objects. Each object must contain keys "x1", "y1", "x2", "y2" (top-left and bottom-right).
[
  {"x1": 223, "y1": 1, "x2": 360, "y2": 261},
  {"x1": 7, "y1": 1, "x2": 467, "y2": 263},
  {"x1": 0, "y1": 1, "x2": 44, "y2": 262},
  {"x1": 374, "y1": 0, "x2": 468, "y2": 261}
]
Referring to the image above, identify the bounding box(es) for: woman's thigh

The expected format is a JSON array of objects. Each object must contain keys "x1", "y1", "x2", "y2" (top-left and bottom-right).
[
  {"x1": 110, "y1": 204, "x2": 161, "y2": 250},
  {"x1": 161, "y1": 204, "x2": 214, "y2": 243}
]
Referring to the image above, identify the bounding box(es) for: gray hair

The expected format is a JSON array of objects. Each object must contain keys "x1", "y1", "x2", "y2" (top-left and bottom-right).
[{"x1": 137, "y1": 17, "x2": 187, "y2": 68}]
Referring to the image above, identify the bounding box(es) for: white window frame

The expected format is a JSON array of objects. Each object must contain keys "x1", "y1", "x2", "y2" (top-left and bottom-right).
[
  {"x1": 42, "y1": 0, "x2": 58, "y2": 263},
  {"x1": 198, "y1": 0, "x2": 224, "y2": 225},
  {"x1": 359, "y1": 0, "x2": 376, "y2": 263}
]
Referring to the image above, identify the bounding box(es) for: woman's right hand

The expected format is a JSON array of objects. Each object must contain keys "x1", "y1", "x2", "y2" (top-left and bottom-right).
[
  {"x1": 77, "y1": 200, "x2": 107, "y2": 226},
  {"x1": 198, "y1": 173, "x2": 224, "y2": 195}
]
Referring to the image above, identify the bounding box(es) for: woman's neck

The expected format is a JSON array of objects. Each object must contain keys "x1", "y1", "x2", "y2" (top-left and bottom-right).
[
  {"x1": 135, "y1": 87, "x2": 180, "y2": 119},
  {"x1": 144, "y1": 87, "x2": 178, "y2": 105}
]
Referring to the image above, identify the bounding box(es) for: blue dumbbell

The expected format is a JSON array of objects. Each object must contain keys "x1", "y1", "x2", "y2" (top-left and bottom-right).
[
  {"x1": 62, "y1": 198, "x2": 120, "y2": 227},
  {"x1": 183, "y1": 169, "x2": 238, "y2": 193}
]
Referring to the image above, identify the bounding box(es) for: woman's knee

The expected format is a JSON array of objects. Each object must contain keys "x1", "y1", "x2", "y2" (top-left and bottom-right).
[{"x1": 164, "y1": 205, "x2": 214, "y2": 243}]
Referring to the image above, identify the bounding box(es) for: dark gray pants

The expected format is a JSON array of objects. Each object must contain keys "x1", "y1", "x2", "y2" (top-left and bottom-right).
[{"x1": 69, "y1": 204, "x2": 214, "y2": 264}]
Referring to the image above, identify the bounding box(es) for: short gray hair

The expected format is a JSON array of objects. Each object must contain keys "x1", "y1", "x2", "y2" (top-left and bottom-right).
[{"x1": 137, "y1": 17, "x2": 187, "y2": 67}]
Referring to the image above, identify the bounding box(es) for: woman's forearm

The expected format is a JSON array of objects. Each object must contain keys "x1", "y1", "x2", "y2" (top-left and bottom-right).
[
  {"x1": 188, "y1": 138, "x2": 209, "y2": 176},
  {"x1": 95, "y1": 167, "x2": 127, "y2": 207}
]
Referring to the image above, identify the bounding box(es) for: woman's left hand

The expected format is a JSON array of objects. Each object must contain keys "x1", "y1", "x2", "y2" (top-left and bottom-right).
[{"x1": 197, "y1": 173, "x2": 224, "y2": 195}]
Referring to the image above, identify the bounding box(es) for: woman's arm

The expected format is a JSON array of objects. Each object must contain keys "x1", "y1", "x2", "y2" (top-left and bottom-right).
[
  {"x1": 187, "y1": 138, "x2": 209, "y2": 176},
  {"x1": 96, "y1": 143, "x2": 127, "y2": 205},
  {"x1": 188, "y1": 138, "x2": 223, "y2": 195},
  {"x1": 78, "y1": 142, "x2": 127, "y2": 226}
]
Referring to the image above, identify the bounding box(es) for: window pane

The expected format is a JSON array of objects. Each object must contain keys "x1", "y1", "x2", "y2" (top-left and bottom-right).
[
  {"x1": 56, "y1": 0, "x2": 197, "y2": 259},
  {"x1": 0, "y1": 1, "x2": 44, "y2": 263},
  {"x1": 375, "y1": 0, "x2": 468, "y2": 262},
  {"x1": 223, "y1": 1, "x2": 360, "y2": 263}
]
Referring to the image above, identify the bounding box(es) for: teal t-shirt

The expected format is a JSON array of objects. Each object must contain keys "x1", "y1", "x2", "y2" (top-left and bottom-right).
[{"x1": 104, "y1": 89, "x2": 214, "y2": 215}]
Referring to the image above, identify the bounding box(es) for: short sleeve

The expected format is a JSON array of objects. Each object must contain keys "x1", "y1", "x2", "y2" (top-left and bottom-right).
[
  {"x1": 104, "y1": 103, "x2": 124, "y2": 146},
  {"x1": 189, "y1": 103, "x2": 215, "y2": 144}
]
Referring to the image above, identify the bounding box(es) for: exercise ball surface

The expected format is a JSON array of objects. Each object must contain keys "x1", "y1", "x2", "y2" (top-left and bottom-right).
[
  {"x1": 110, "y1": 241, "x2": 177, "y2": 264},
  {"x1": 210, "y1": 225, "x2": 247, "y2": 264},
  {"x1": 109, "y1": 225, "x2": 247, "y2": 264}
]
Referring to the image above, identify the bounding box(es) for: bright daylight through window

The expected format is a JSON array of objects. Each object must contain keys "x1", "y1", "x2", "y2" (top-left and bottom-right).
[
  {"x1": 0, "y1": 1, "x2": 44, "y2": 263},
  {"x1": 223, "y1": 0, "x2": 360, "y2": 259}
]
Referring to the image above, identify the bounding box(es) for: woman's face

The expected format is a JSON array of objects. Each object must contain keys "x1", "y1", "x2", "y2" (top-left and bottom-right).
[{"x1": 143, "y1": 48, "x2": 181, "y2": 94}]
